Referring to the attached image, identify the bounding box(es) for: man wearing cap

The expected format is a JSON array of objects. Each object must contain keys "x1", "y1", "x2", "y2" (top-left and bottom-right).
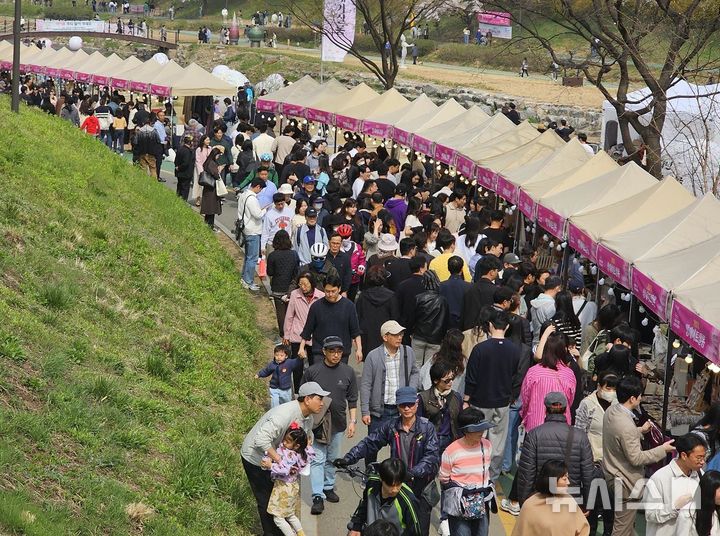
[
  {"x1": 336, "y1": 386, "x2": 439, "y2": 536},
  {"x1": 301, "y1": 336, "x2": 359, "y2": 515},
  {"x1": 294, "y1": 174, "x2": 322, "y2": 207},
  {"x1": 174, "y1": 134, "x2": 196, "y2": 201},
  {"x1": 241, "y1": 382, "x2": 328, "y2": 536},
  {"x1": 239, "y1": 153, "x2": 280, "y2": 190},
  {"x1": 289, "y1": 243, "x2": 339, "y2": 292},
  {"x1": 515, "y1": 392, "x2": 595, "y2": 507},
  {"x1": 261, "y1": 192, "x2": 294, "y2": 255},
  {"x1": 500, "y1": 252, "x2": 521, "y2": 285},
  {"x1": 294, "y1": 206, "x2": 328, "y2": 265},
  {"x1": 277, "y1": 182, "x2": 296, "y2": 212},
  {"x1": 299, "y1": 274, "x2": 362, "y2": 365}
]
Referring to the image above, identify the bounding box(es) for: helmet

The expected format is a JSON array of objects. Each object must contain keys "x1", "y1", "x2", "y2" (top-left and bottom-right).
[
  {"x1": 260, "y1": 152, "x2": 272, "y2": 161},
  {"x1": 310, "y1": 242, "x2": 328, "y2": 259},
  {"x1": 336, "y1": 224, "x2": 353, "y2": 239}
]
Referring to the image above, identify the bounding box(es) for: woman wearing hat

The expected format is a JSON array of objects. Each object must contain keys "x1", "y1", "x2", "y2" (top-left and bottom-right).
[{"x1": 439, "y1": 407, "x2": 496, "y2": 536}]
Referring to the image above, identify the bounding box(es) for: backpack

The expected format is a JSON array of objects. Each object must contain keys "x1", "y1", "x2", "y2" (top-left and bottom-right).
[{"x1": 347, "y1": 242, "x2": 367, "y2": 284}]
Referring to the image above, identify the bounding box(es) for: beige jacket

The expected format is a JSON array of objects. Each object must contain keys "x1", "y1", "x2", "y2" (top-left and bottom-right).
[
  {"x1": 512, "y1": 493, "x2": 589, "y2": 536},
  {"x1": 445, "y1": 203, "x2": 466, "y2": 235},
  {"x1": 602, "y1": 403, "x2": 666, "y2": 497}
]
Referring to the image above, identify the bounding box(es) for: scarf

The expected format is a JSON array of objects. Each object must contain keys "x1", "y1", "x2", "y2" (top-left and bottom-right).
[{"x1": 434, "y1": 386, "x2": 452, "y2": 408}]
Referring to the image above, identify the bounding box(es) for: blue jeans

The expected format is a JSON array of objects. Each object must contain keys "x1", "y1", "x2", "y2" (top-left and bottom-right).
[
  {"x1": 242, "y1": 234, "x2": 260, "y2": 285},
  {"x1": 449, "y1": 515, "x2": 489, "y2": 536},
  {"x1": 269, "y1": 387, "x2": 292, "y2": 408},
  {"x1": 113, "y1": 130, "x2": 125, "y2": 153},
  {"x1": 100, "y1": 130, "x2": 112, "y2": 148},
  {"x1": 502, "y1": 398, "x2": 522, "y2": 473},
  {"x1": 311, "y1": 431, "x2": 343, "y2": 498}
]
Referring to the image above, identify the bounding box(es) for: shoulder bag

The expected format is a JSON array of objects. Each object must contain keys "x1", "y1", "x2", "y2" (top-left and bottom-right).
[{"x1": 198, "y1": 171, "x2": 215, "y2": 189}]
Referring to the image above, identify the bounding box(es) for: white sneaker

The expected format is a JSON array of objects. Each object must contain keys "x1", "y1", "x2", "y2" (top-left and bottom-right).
[
  {"x1": 240, "y1": 280, "x2": 260, "y2": 291},
  {"x1": 500, "y1": 498, "x2": 520, "y2": 516},
  {"x1": 439, "y1": 519, "x2": 450, "y2": 536}
]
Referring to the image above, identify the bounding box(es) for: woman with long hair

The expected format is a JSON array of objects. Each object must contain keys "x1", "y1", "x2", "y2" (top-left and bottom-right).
[
  {"x1": 403, "y1": 197, "x2": 424, "y2": 237},
  {"x1": 455, "y1": 217, "x2": 484, "y2": 275},
  {"x1": 512, "y1": 460, "x2": 589, "y2": 535},
  {"x1": 337, "y1": 198, "x2": 364, "y2": 244},
  {"x1": 192, "y1": 134, "x2": 212, "y2": 205},
  {"x1": 200, "y1": 146, "x2": 224, "y2": 230},
  {"x1": 520, "y1": 329, "x2": 577, "y2": 432},
  {"x1": 290, "y1": 199, "x2": 308, "y2": 242},
  {"x1": 694, "y1": 470, "x2": 720, "y2": 535},
  {"x1": 552, "y1": 290, "x2": 583, "y2": 348},
  {"x1": 419, "y1": 328, "x2": 467, "y2": 392},
  {"x1": 267, "y1": 230, "x2": 299, "y2": 337}
]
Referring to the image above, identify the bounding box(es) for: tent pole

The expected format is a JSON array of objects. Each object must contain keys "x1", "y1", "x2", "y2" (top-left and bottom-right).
[
  {"x1": 560, "y1": 246, "x2": 571, "y2": 285},
  {"x1": 661, "y1": 329, "x2": 676, "y2": 432},
  {"x1": 513, "y1": 210, "x2": 521, "y2": 253},
  {"x1": 594, "y1": 269, "x2": 602, "y2": 306}
]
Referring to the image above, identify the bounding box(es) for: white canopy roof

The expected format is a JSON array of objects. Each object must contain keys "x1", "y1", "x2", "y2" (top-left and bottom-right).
[
  {"x1": 462, "y1": 121, "x2": 540, "y2": 161},
  {"x1": 525, "y1": 151, "x2": 618, "y2": 202},
  {"x1": 479, "y1": 128, "x2": 566, "y2": 172},
  {"x1": 395, "y1": 98, "x2": 466, "y2": 136},
  {"x1": 505, "y1": 138, "x2": 592, "y2": 190}
]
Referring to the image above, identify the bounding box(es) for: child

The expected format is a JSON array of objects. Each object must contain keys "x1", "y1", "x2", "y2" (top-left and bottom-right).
[
  {"x1": 255, "y1": 344, "x2": 303, "y2": 407},
  {"x1": 266, "y1": 423, "x2": 314, "y2": 536}
]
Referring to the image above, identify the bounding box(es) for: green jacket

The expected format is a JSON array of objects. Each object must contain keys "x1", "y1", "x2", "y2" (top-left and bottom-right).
[{"x1": 237, "y1": 166, "x2": 279, "y2": 190}]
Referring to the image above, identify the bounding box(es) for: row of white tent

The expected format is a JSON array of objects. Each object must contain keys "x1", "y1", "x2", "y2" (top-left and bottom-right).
[
  {"x1": 258, "y1": 76, "x2": 720, "y2": 364},
  {"x1": 0, "y1": 41, "x2": 236, "y2": 96}
]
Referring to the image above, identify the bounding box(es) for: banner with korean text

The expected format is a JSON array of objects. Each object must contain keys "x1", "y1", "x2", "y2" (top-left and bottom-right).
[{"x1": 321, "y1": 0, "x2": 356, "y2": 62}]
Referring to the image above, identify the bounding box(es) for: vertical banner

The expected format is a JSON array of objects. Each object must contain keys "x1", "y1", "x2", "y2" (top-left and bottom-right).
[{"x1": 322, "y1": 0, "x2": 356, "y2": 62}]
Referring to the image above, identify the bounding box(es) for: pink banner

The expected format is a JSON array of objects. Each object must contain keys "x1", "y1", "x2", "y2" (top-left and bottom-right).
[
  {"x1": 130, "y1": 81, "x2": 149, "y2": 92},
  {"x1": 394, "y1": 128, "x2": 412, "y2": 147},
  {"x1": 93, "y1": 75, "x2": 109, "y2": 86},
  {"x1": 59, "y1": 69, "x2": 75, "y2": 79},
  {"x1": 518, "y1": 190, "x2": 536, "y2": 220},
  {"x1": 46, "y1": 67, "x2": 60, "y2": 77},
  {"x1": 496, "y1": 175, "x2": 518, "y2": 203},
  {"x1": 363, "y1": 120, "x2": 391, "y2": 138},
  {"x1": 568, "y1": 223, "x2": 597, "y2": 261},
  {"x1": 335, "y1": 114, "x2": 361, "y2": 132},
  {"x1": 596, "y1": 245, "x2": 631, "y2": 289},
  {"x1": 412, "y1": 135, "x2": 433, "y2": 155},
  {"x1": 77, "y1": 72, "x2": 92, "y2": 83},
  {"x1": 475, "y1": 167, "x2": 497, "y2": 190},
  {"x1": 434, "y1": 144, "x2": 456, "y2": 165},
  {"x1": 282, "y1": 103, "x2": 305, "y2": 117},
  {"x1": 456, "y1": 155, "x2": 475, "y2": 178},
  {"x1": 0, "y1": 60, "x2": 11, "y2": 70},
  {"x1": 112, "y1": 78, "x2": 128, "y2": 90},
  {"x1": 537, "y1": 205, "x2": 565, "y2": 239},
  {"x1": 631, "y1": 269, "x2": 669, "y2": 320},
  {"x1": 305, "y1": 108, "x2": 333, "y2": 123},
  {"x1": 256, "y1": 99, "x2": 277, "y2": 112},
  {"x1": 671, "y1": 300, "x2": 720, "y2": 364},
  {"x1": 150, "y1": 84, "x2": 171, "y2": 97},
  {"x1": 477, "y1": 11, "x2": 512, "y2": 26}
]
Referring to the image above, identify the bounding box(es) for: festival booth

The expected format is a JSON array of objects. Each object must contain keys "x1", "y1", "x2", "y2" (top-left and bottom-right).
[
  {"x1": 255, "y1": 75, "x2": 319, "y2": 113},
  {"x1": 279, "y1": 77, "x2": 336, "y2": 118},
  {"x1": 335, "y1": 88, "x2": 409, "y2": 133},
  {"x1": 301, "y1": 79, "x2": 348, "y2": 123},
  {"x1": 503, "y1": 139, "x2": 592, "y2": 219},
  {"x1": 85, "y1": 53, "x2": 125, "y2": 86},
  {"x1": 109, "y1": 56, "x2": 152, "y2": 91},
  {"x1": 360, "y1": 94, "x2": 437, "y2": 140},
  {"x1": 18, "y1": 46, "x2": 51, "y2": 74},
  {"x1": 58, "y1": 50, "x2": 96, "y2": 80},
  {"x1": 30, "y1": 47, "x2": 66, "y2": 76},
  {"x1": 165, "y1": 62, "x2": 236, "y2": 96},
  {"x1": 305, "y1": 82, "x2": 379, "y2": 127},
  {"x1": 432, "y1": 112, "x2": 516, "y2": 168},
  {"x1": 393, "y1": 99, "x2": 466, "y2": 152},
  {"x1": 411, "y1": 105, "x2": 490, "y2": 158}
]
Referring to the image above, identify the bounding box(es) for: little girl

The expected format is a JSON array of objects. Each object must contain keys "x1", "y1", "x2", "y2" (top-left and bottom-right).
[{"x1": 266, "y1": 422, "x2": 314, "y2": 536}]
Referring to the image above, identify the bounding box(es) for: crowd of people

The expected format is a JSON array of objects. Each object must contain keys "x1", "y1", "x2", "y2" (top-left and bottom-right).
[{"x1": 9, "y1": 71, "x2": 719, "y2": 536}]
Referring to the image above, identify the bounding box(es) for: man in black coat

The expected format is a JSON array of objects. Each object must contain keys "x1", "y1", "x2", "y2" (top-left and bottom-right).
[
  {"x1": 174, "y1": 134, "x2": 196, "y2": 201},
  {"x1": 395, "y1": 256, "x2": 427, "y2": 346},
  {"x1": 462, "y1": 255, "x2": 502, "y2": 330}
]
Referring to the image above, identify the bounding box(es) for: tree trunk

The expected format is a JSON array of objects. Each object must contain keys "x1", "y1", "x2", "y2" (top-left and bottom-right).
[{"x1": 644, "y1": 130, "x2": 663, "y2": 179}]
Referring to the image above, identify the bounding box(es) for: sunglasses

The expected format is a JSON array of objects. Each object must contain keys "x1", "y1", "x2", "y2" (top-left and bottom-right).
[
  {"x1": 311, "y1": 256, "x2": 325, "y2": 261},
  {"x1": 398, "y1": 402, "x2": 416, "y2": 409},
  {"x1": 439, "y1": 376, "x2": 455, "y2": 384}
]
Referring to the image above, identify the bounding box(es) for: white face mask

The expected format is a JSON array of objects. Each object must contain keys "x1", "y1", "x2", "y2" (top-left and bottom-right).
[{"x1": 598, "y1": 390, "x2": 617, "y2": 403}]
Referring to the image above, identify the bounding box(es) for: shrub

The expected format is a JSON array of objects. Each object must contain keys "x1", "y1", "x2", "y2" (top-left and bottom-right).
[
  {"x1": 0, "y1": 335, "x2": 25, "y2": 363},
  {"x1": 274, "y1": 27, "x2": 317, "y2": 46},
  {"x1": 44, "y1": 6, "x2": 94, "y2": 20},
  {"x1": 39, "y1": 282, "x2": 74, "y2": 311}
]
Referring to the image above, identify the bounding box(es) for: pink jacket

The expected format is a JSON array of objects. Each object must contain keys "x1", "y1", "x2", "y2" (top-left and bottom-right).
[
  {"x1": 520, "y1": 362, "x2": 576, "y2": 432},
  {"x1": 283, "y1": 288, "x2": 324, "y2": 343},
  {"x1": 195, "y1": 146, "x2": 211, "y2": 175}
]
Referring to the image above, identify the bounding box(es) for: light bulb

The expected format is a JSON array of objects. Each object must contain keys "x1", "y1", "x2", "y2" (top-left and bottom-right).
[
  {"x1": 556, "y1": 244, "x2": 562, "y2": 251},
  {"x1": 561, "y1": 241, "x2": 567, "y2": 249},
  {"x1": 393, "y1": 144, "x2": 398, "y2": 149},
  {"x1": 607, "y1": 288, "x2": 614, "y2": 296},
  {"x1": 638, "y1": 306, "x2": 646, "y2": 314},
  {"x1": 624, "y1": 294, "x2": 632, "y2": 302},
  {"x1": 598, "y1": 278, "x2": 605, "y2": 285},
  {"x1": 484, "y1": 192, "x2": 489, "y2": 197},
  {"x1": 429, "y1": 159, "x2": 435, "y2": 164},
  {"x1": 526, "y1": 226, "x2": 531, "y2": 232},
  {"x1": 641, "y1": 318, "x2": 649, "y2": 326},
  {"x1": 279, "y1": 114, "x2": 284, "y2": 119},
  {"x1": 591, "y1": 266, "x2": 598, "y2": 275},
  {"x1": 543, "y1": 234, "x2": 549, "y2": 241},
  {"x1": 511, "y1": 205, "x2": 517, "y2": 211},
  {"x1": 673, "y1": 339, "x2": 681, "y2": 349},
  {"x1": 549, "y1": 241, "x2": 555, "y2": 248},
  {"x1": 443, "y1": 169, "x2": 449, "y2": 175},
  {"x1": 685, "y1": 355, "x2": 694, "y2": 364}
]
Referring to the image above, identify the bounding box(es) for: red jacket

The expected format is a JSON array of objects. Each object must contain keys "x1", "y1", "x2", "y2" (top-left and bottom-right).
[{"x1": 81, "y1": 115, "x2": 100, "y2": 135}]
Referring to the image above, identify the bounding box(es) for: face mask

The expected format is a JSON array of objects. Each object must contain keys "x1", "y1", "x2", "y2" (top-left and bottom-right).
[
  {"x1": 312, "y1": 259, "x2": 325, "y2": 270},
  {"x1": 598, "y1": 390, "x2": 617, "y2": 403}
]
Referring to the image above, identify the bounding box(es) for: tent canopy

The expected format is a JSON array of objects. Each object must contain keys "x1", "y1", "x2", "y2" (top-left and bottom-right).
[
  {"x1": 315, "y1": 82, "x2": 379, "y2": 116},
  {"x1": 343, "y1": 87, "x2": 410, "y2": 123},
  {"x1": 435, "y1": 112, "x2": 516, "y2": 156},
  {"x1": 365, "y1": 93, "x2": 437, "y2": 130},
  {"x1": 256, "y1": 75, "x2": 319, "y2": 110},
  {"x1": 463, "y1": 121, "x2": 540, "y2": 161},
  {"x1": 480, "y1": 128, "x2": 565, "y2": 173},
  {"x1": 168, "y1": 62, "x2": 236, "y2": 96},
  {"x1": 414, "y1": 105, "x2": 489, "y2": 144},
  {"x1": 302, "y1": 79, "x2": 348, "y2": 112},
  {"x1": 397, "y1": 99, "x2": 466, "y2": 136},
  {"x1": 505, "y1": 138, "x2": 592, "y2": 189}
]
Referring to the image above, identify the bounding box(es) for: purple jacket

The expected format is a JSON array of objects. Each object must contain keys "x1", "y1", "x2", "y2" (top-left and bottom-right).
[{"x1": 385, "y1": 198, "x2": 408, "y2": 237}]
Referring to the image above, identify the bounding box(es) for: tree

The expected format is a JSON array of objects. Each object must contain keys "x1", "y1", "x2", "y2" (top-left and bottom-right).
[
  {"x1": 285, "y1": 0, "x2": 447, "y2": 89},
  {"x1": 444, "y1": 0, "x2": 484, "y2": 27},
  {"x1": 484, "y1": 0, "x2": 720, "y2": 178}
]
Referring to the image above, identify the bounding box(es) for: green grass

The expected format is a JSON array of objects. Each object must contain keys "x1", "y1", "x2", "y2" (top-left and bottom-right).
[{"x1": 0, "y1": 97, "x2": 266, "y2": 534}]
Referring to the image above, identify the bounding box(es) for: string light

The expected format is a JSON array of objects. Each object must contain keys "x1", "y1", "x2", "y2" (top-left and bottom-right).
[
  {"x1": 641, "y1": 318, "x2": 649, "y2": 326},
  {"x1": 685, "y1": 355, "x2": 694, "y2": 364},
  {"x1": 638, "y1": 306, "x2": 646, "y2": 314},
  {"x1": 673, "y1": 339, "x2": 681, "y2": 349}
]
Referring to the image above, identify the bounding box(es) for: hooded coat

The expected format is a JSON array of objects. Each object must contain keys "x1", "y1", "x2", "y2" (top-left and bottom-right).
[{"x1": 355, "y1": 286, "x2": 399, "y2": 354}]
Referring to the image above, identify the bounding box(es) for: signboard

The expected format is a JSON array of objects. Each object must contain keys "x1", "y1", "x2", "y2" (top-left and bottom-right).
[
  {"x1": 36, "y1": 19, "x2": 106, "y2": 32},
  {"x1": 477, "y1": 23, "x2": 512, "y2": 39},
  {"x1": 363, "y1": 120, "x2": 391, "y2": 138},
  {"x1": 477, "y1": 11, "x2": 512, "y2": 26},
  {"x1": 335, "y1": 114, "x2": 361, "y2": 131},
  {"x1": 596, "y1": 245, "x2": 631, "y2": 289},
  {"x1": 671, "y1": 300, "x2": 720, "y2": 364},
  {"x1": 281, "y1": 103, "x2": 305, "y2": 117},
  {"x1": 536, "y1": 205, "x2": 565, "y2": 239},
  {"x1": 568, "y1": 223, "x2": 597, "y2": 262},
  {"x1": 305, "y1": 108, "x2": 333, "y2": 124},
  {"x1": 412, "y1": 135, "x2": 433, "y2": 155},
  {"x1": 475, "y1": 167, "x2": 497, "y2": 190},
  {"x1": 321, "y1": 0, "x2": 356, "y2": 62},
  {"x1": 456, "y1": 155, "x2": 475, "y2": 178},
  {"x1": 517, "y1": 190, "x2": 536, "y2": 220},
  {"x1": 631, "y1": 269, "x2": 669, "y2": 321},
  {"x1": 393, "y1": 128, "x2": 412, "y2": 147},
  {"x1": 256, "y1": 99, "x2": 278, "y2": 112},
  {"x1": 496, "y1": 175, "x2": 518, "y2": 204},
  {"x1": 434, "y1": 144, "x2": 456, "y2": 166}
]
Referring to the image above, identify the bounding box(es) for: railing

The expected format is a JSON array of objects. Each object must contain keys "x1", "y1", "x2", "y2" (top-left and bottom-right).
[{"x1": 1, "y1": 18, "x2": 180, "y2": 44}]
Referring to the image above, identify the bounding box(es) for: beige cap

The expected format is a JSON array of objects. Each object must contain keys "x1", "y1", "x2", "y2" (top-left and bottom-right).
[{"x1": 381, "y1": 320, "x2": 405, "y2": 335}]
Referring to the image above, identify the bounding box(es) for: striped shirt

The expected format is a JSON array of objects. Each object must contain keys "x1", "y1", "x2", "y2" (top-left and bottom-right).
[
  {"x1": 439, "y1": 437, "x2": 492, "y2": 488},
  {"x1": 384, "y1": 348, "x2": 401, "y2": 405},
  {"x1": 553, "y1": 319, "x2": 583, "y2": 349},
  {"x1": 520, "y1": 363, "x2": 576, "y2": 432}
]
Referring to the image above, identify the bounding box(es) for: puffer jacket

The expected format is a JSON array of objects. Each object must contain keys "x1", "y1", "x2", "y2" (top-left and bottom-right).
[
  {"x1": 516, "y1": 414, "x2": 595, "y2": 506},
  {"x1": 411, "y1": 290, "x2": 449, "y2": 344},
  {"x1": 343, "y1": 416, "x2": 439, "y2": 495},
  {"x1": 355, "y1": 286, "x2": 398, "y2": 354}
]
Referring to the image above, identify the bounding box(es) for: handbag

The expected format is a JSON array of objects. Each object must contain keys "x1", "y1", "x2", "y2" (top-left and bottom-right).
[
  {"x1": 198, "y1": 171, "x2": 215, "y2": 189},
  {"x1": 215, "y1": 179, "x2": 228, "y2": 196},
  {"x1": 460, "y1": 489, "x2": 487, "y2": 519},
  {"x1": 311, "y1": 396, "x2": 333, "y2": 445}
]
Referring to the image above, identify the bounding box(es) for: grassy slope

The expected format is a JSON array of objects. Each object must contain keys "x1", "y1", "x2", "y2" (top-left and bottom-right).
[{"x1": 0, "y1": 98, "x2": 264, "y2": 535}]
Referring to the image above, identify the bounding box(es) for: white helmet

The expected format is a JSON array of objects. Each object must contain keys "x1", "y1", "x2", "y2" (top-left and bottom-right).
[{"x1": 310, "y1": 242, "x2": 328, "y2": 259}]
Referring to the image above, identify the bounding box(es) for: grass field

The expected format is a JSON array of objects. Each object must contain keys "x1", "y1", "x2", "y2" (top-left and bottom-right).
[{"x1": 0, "y1": 97, "x2": 265, "y2": 535}]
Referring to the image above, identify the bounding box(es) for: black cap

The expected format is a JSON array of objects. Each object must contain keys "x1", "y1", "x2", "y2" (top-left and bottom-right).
[{"x1": 306, "y1": 208, "x2": 318, "y2": 218}]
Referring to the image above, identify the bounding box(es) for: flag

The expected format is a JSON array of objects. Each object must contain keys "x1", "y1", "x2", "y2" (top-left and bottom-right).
[{"x1": 321, "y1": 0, "x2": 356, "y2": 62}]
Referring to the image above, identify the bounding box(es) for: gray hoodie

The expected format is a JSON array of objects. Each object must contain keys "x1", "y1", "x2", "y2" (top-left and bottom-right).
[{"x1": 530, "y1": 293, "x2": 556, "y2": 347}]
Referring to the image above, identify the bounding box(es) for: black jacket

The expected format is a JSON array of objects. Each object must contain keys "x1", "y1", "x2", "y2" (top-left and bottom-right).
[
  {"x1": 356, "y1": 286, "x2": 398, "y2": 354},
  {"x1": 174, "y1": 144, "x2": 195, "y2": 180},
  {"x1": 396, "y1": 275, "x2": 425, "y2": 335},
  {"x1": 327, "y1": 250, "x2": 352, "y2": 292},
  {"x1": 461, "y1": 278, "x2": 497, "y2": 330},
  {"x1": 516, "y1": 414, "x2": 595, "y2": 506},
  {"x1": 411, "y1": 290, "x2": 449, "y2": 345}
]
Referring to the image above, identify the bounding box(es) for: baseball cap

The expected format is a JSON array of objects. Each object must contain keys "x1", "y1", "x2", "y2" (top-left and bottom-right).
[
  {"x1": 378, "y1": 233, "x2": 398, "y2": 252},
  {"x1": 322, "y1": 335, "x2": 344, "y2": 349},
  {"x1": 395, "y1": 386, "x2": 418, "y2": 406},
  {"x1": 298, "y1": 381, "x2": 330, "y2": 398},
  {"x1": 303, "y1": 175, "x2": 317, "y2": 184},
  {"x1": 544, "y1": 392, "x2": 568, "y2": 409},
  {"x1": 260, "y1": 152, "x2": 272, "y2": 161},
  {"x1": 381, "y1": 320, "x2": 405, "y2": 335},
  {"x1": 503, "y1": 253, "x2": 521, "y2": 265},
  {"x1": 278, "y1": 183, "x2": 293, "y2": 195},
  {"x1": 306, "y1": 208, "x2": 318, "y2": 218},
  {"x1": 460, "y1": 418, "x2": 495, "y2": 433}
]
